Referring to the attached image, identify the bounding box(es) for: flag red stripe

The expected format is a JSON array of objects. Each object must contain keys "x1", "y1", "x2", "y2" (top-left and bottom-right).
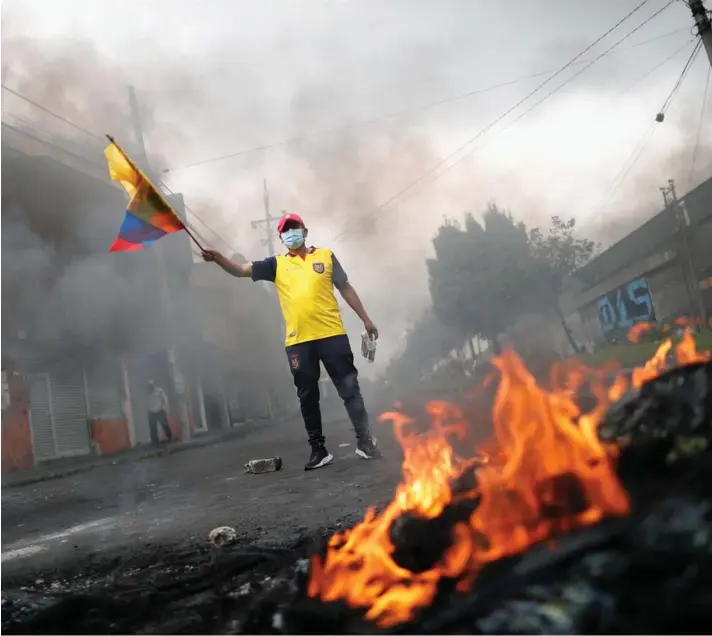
[{"x1": 109, "y1": 237, "x2": 145, "y2": 252}]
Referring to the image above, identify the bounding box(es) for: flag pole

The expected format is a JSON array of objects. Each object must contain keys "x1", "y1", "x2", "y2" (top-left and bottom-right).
[{"x1": 106, "y1": 135, "x2": 206, "y2": 253}]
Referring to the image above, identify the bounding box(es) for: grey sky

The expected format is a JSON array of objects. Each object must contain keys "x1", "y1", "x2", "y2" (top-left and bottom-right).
[{"x1": 3, "y1": 0, "x2": 711, "y2": 366}]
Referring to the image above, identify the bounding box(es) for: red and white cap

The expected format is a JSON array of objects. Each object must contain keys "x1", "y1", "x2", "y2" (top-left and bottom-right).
[{"x1": 276, "y1": 212, "x2": 305, "y2": 233}]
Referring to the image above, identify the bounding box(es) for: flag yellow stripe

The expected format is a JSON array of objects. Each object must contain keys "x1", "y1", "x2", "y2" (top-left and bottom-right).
[
  {"x1": 104, "y1": 143, "x2": 142, "y2": 199},
  {"x1": 104, "y1": 140, "x2": 183, "y2": 226}
]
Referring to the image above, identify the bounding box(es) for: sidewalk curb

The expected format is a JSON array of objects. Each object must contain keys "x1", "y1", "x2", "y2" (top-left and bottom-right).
[{"x1": 2, "y1": 424, "x2": 259, "y2": 490}]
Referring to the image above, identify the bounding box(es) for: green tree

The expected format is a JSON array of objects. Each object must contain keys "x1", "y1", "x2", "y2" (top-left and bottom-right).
[
  {"x1": 386, "y1": 308, "x2": 460, "y2": 385},
  {"x1": 427, "y1": 204, "x2": 540, "y2": 350},
  {"x1": 528, "y1": 216, "x2": 596, "y2": 353}
]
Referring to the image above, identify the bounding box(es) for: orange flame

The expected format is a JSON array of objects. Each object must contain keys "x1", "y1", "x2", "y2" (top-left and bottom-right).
[
  {"x1": 307, "y1": 329, "x2": 710, "y2": 627},
  {"x1": 630, "y1": 328, "x2": 710, "y2": 389},
  {"x1": 627, "y1": 321, "x2": 652, "y2": 344},
  {"x1": 674, "y1": 328, "x2": 710, "y2": 365}
]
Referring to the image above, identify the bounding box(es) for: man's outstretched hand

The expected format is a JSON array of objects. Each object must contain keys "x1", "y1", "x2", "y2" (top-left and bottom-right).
[
  {"x1": 202, "y1": 249, "x2": 222, "y2": 263},
  {"x1": 364, "y1": 319, "x2": 379, "y2": 341}
]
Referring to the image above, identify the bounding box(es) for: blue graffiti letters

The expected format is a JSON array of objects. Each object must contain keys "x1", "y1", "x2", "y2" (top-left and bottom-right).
[
  {"x1": 596, "y1": 277, "x2": 655, "y2": 336},
  {"x1": 626, "y1": 278, "x2": 653, "y2": 316},
  {"x1": 596, "y1": 296, "x2": 616, "y2": 333}
]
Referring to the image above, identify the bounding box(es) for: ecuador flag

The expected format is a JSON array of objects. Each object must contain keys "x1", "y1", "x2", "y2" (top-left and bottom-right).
[{"x1": 104, "y1": 139, "x2": 185, "y2": 252}]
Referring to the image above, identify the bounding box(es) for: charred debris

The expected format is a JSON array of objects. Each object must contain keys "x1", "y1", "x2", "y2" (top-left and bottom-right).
[{"x1": 3, "y1": 360, "x2": 712, "y2": 635}]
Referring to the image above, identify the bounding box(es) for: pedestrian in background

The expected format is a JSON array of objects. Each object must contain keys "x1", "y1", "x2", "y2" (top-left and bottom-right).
[{"x1": 147, "y1": 380, "x2": 173, "y2": 444}]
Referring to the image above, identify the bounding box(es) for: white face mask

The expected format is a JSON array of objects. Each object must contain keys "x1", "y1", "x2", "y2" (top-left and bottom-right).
[{"x1": 282, "y1": 228, "x2": 305, "y2": 249}]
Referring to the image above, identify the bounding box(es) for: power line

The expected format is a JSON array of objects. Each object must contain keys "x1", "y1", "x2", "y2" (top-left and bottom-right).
[
  {"x1": 0, "y1": 5, "x2": 678, "y2": 256},
  {"x1": 1, "y1": 108, "x2": 236, "y2": 257},
  {"x1": 688, "y1": 63, "x2": 711, "y2": 187},
  {"x1": 1, "y1": 22, "x2": 689, "y2": 186},
  {"x1": 1, "y1": 109, "x2": 100, "y2": 165},
  {"x1": 657, "y1": 38, "x2": 703, "y2": 116},
  {"x1": 1, "y1": 109, "x2": 118, "y2": 178},
  {"x1": 158, "y1": 179, "x2": 239, "y2": 255},
  {"x1": 458, "y1": 37, "x2": 697, "y2": 216},
  {"x1": 597, "y1": 121, "x2": 658, "y2": 213},
  {"x1": 3, "y1": 26, "x2": 690, "y2": 175},
  {"x1": 163, "y1": 22, "x2": 688, "y2": 174},
  {"x1": 592, "y1": 38, "x2": 702, "y2": 215},
  {"x1": 2, "y1": 110, "x2": 72, "y2": 148},
  {"x1": 327, "y1": 0, "x2": 675, "y2": 245},
  {"x1": 0, "y1": 84, "x2": 286, "y2": 255},
  {"x1": 420, "y1": 5, "x2": 689, "y2": 215},
  {"x1": 1, "y1": 84, "x2": 104, "y2": 142},
  {"x1": 1, "y1": 119, "x2": 103, "y2": 171},
  {"x1": 422, "y1": 1, "x2": 680, "y2": 193},
  {"x1": 605, "y1": 37, "x2": 698, "y2": 104}
]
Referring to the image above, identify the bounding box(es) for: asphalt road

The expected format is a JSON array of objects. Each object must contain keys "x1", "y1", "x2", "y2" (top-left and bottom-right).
[{"x1": 1, "y1": 414, "x2": 404, "y2": 585}]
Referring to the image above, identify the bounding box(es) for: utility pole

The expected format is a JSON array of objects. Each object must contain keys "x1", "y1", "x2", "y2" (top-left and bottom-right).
[
  {"x1": 128, "y1": 85, "x2": 192, "y2": 442},
  {"x1": 249, "y1": 179, "x2": 282, "y2": 419},
  {"x1": 660, "y1": 179, "x2": 706, "y2": 324},
  {"x1": 250, "y1": 179, "x2": 282, "y2": 257},
  {"x1": 689, "y1": 0, "x2": 712, "y2": 68}
]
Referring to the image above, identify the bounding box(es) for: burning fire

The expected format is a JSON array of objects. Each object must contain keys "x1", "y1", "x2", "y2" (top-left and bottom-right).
[{"x1": 307, "y1": 328, "x2": 710, "y2": 627}]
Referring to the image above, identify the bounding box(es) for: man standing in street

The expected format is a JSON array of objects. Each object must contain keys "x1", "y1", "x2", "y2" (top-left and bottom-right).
[
  {"x1": 147, "y1": 380, "x2": 173, "y2": 444},
  {"x1": 202, "y1": 212, "x2": 382, "y2": 470}
]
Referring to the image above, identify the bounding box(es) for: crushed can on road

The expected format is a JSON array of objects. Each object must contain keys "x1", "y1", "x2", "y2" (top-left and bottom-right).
[{"x1": 244, "y1": 457, "x2": 283, "y2": 474}]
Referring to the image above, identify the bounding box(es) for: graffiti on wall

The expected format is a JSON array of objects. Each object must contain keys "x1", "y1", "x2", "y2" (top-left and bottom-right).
[{"x1": 596, "y1": 276, "x2": 656, "y2": 339}]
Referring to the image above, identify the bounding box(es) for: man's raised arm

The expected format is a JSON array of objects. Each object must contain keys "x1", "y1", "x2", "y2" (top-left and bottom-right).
[
  {"x1": 202, "y1": 250, "x2": 252, "y2": 277},
  {"x1": 202, "y1": 250, "x2": 277, "y2": 282}
]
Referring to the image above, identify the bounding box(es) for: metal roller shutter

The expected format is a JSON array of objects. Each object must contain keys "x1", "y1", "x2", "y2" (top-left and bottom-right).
[
  {"x1": 50, "y1": 371, "x2": 91, "y2": 457},
  {"x1": 85, "y1": 359, "x2": 122, "y2": 419},
  {"x1": 28, "y1": 374, "x2": 57, "y2": 462}
]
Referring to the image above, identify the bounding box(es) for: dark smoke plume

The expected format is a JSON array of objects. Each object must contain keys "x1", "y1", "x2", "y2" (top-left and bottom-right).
[{"x1": 3, "y1": 3, "x2": 711, "y2": 369}]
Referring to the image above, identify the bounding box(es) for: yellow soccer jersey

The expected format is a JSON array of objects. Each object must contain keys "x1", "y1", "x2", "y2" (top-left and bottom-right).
[{"x1": 251, "y1": 247, "x2": 348, "y2": 346}]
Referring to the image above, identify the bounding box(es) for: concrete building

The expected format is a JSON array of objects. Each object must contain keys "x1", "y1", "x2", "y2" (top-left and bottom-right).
[
  {"x1": 564, "y1": 176, "x2": 712, "y2": 349},
  {"x1": 447, "y1": 176, "x2": 712, "y2": 364},
  {"x1": 1, "y1": 125, "x2": 290, "y2": 474},
  {"x1": 189, "y1": 253, "x2": 294, "y2": 426}
]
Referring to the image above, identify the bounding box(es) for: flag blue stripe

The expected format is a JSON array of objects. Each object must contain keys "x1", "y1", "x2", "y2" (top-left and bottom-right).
[{"x1": 117, "y1": 211, "x2": 167, "y2": 244}]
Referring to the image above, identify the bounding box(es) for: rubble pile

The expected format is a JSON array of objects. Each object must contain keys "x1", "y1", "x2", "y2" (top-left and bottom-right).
[
  {"x1": 253, "y1": 360, "x2": 712, "y2": 635},
  {"x1": 3, "y1": 357, "x2": 711, "y2": 635}
]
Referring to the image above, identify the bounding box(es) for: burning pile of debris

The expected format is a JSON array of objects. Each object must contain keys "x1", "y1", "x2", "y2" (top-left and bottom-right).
[{"x1": 4, "y1": 330, "x2": 711, "y2": 635}]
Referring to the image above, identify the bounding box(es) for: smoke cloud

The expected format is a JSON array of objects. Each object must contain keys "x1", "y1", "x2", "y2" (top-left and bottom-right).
[
  {"x1": 2, "y1": 0, "x2": 712, "y2": 374},
  {"x1": 0, "y1": 28, "x2": 291, "y2": 406}
]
